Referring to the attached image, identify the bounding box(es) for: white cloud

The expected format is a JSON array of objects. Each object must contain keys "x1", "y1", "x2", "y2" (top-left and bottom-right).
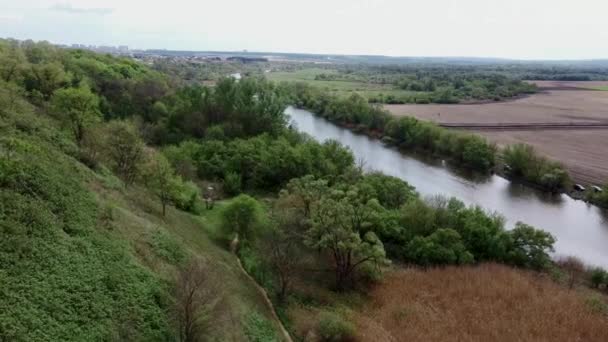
[
  {"x1": 0, "y1": 13, "x2": 23, "y2": 22},
  {"x1": 50, "y1": 2, "x2": 113, "y2": 15},
  {"x1": 1, "y1": 0, "x2": 607, "y2": 59}
]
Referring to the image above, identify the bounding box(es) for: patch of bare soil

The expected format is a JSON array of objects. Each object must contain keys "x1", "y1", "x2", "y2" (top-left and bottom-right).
[{"x1": 385, "y1": 82, "x2": 608, "y2": 185}]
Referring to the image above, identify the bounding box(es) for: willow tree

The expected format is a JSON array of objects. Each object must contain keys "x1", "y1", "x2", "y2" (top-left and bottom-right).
[{"x1": 306, "y1": 195, "x2": 388, "y2": 290}]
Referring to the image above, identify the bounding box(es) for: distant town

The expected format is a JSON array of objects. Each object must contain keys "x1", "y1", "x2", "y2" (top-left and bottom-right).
[{"x1": 55, "y1": 43, "x2": 271, "y2": 65}]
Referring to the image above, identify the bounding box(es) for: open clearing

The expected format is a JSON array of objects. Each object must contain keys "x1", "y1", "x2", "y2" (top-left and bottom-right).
[
  {"x1": 386, "y1": 81, "x2": 608, "y2": 185},
  {"x1": 357, "y1": 264, "x2": 608, "y2": 342},
  {"x1": 267, "y1": 67, "x2": 419, "y2": 98}
]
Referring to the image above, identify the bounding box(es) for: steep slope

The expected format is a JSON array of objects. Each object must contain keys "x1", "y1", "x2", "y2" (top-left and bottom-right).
[{"x1": 0, "y1": 102, "x2": 285, "y2": 341}]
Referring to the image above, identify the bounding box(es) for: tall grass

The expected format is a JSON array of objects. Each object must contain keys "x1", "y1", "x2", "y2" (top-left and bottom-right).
[{"x1": 359, "y1": 264, "x2": 608, "y2": 342}]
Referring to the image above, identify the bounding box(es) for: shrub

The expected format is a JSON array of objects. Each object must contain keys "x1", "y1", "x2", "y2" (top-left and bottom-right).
[
  {"x1": 317, "y1": 311, "x2": 356, "y2": 342},
  {"x1": 590, "y1": 268, "x2": 608, "y2": 288},
  {"x1": 220, "y1": 194, "x2": 264, "y2": 243},
  {"x1": 407, "y1": 228, "x2": 474, "y2": 266},
  {"x1": 223, "y1": 171, "x2": 242, "y2": 196},
  {"x1": 149, "y1": 229, "x2": 187, "y2": 264},
  {"x1": 244, "y1": 312, "x2": 278, "y2": 342}
]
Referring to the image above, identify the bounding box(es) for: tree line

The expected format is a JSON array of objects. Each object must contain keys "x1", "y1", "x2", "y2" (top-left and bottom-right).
[{"x1": 282, "y1": 81, "x2": 572, "y2": 191}]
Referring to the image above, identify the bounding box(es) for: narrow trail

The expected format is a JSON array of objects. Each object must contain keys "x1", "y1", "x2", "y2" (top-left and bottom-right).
[{"x1": 232, "y1": 237, "x2": 293, "y2": 342}]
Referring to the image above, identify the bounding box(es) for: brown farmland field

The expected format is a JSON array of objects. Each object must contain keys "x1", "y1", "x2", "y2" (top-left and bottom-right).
[
  {"x1": 385, "y1": 81, "x2": 608, "y2": 185},
  {"x1": 357, "y1": 264, "x2": 608, "y2": 342}
]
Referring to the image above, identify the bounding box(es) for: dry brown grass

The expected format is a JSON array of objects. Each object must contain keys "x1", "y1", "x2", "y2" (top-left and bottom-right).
[{"x1": 358, "y1": 264, "x2": 608, "y2": 342}]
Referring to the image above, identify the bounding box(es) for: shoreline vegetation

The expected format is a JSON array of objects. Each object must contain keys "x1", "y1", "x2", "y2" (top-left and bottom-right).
[
  {"x1": 2, "y1": 38, "x2": 608, "y2": 341},
  {"x1": 281, "y1": 82, "x2": 608, "y2": 209}
]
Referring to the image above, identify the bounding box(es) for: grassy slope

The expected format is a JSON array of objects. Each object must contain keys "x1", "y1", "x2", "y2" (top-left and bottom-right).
[
  {"x1": 93, "y1": 177, "x2": 287, "y2": 341},
  {"x1": 358, "y1": 264, "x2": 608, "y2": 342},
  {"x1": 0, "y1": 104, "x2": 285, "y2": 340}
]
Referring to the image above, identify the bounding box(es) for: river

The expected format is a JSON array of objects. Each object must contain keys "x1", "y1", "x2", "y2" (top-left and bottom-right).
[{"x1": 287, "y1": 106, "x2": 608, "y2": 268}]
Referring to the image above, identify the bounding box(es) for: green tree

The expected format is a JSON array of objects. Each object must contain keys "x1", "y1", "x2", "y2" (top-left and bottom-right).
[
  {"x1": 0, "y1": 45, "x2": 27, "y2": 82},
  {"x1": 24, "y1": 62, "x2": 70, "y2": 100},
  {"x1": 282, "y1": 175, "x2": 329, "y2": 217},
  {"x1": 507, "y1": 222, "x2": 555, "y2": 270},
  {"x1": 590, "y1": 268, "x2": 608, "y2": 288},
  {"x1": 146, "y1": 153, "x2": 181, "y2": 217},
  {"x1": 51, "y1": 85, "x2": 100, "y2": 145},
  {"x1": 104, "y1": 120, "x2": 146, "y2": 186},
  {"x1": 407, "y1": 228, "x2": 474, "y2": 266},
  {"x1": 307, "y1": 196, "x2": 388, "y2": 290},
  {"x1": 220, "y1": 194, "x2": 264, "y2": 243}
]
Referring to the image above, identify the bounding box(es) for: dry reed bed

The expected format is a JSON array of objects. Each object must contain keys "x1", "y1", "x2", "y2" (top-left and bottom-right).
[{"x1": 359, "y1": 264, "x2": 608, "y2": 342}]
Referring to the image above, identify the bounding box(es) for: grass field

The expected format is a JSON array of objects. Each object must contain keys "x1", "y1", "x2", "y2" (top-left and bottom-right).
[
  {"x1": 357, "y1": 264, "x2": 608, "y2": 342},
  {"x1": 267, "y1": 68, "x2": 414, "y2": 99}
]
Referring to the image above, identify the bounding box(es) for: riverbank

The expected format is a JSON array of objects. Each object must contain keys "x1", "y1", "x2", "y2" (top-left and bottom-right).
[
  {"x1": 385, "y1": 81, "x2": 608, "y2": 187},
  {"x1": 288, "y1": 106, "x2": 608, "y2": 268}
]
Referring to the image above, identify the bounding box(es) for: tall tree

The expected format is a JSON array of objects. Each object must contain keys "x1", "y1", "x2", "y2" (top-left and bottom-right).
[
  {"x1": 51, "y1": 85, "x2": 100, "y2": 145},
  {"x1": 104, "y1": 120, "x2": 146, "y2": 185},
  {"x1": 146, "y1": 153, "x2": 180, "y2": 217},
  {"x1": 307, "y1": 196, "x2": 388, "y2": 290}
]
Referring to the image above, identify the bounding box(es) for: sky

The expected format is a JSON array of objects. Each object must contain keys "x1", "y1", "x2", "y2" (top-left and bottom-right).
[{"x1": 1, "y1": 0, "x2": 607, "y2": 60}]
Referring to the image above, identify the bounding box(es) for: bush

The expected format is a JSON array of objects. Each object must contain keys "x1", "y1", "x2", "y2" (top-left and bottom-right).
[
  {"x1": 244, "y1": 312, "x2": 278, "y2": 342},
  {"x1": 172, "y1": 180, "x2": 200, "y2": 213},
  {"x1": 223, "y1": 171, "x2": 242, "y2": 196},
  {"x1": 590, "y1": 268, "x2": 608, "y2": 288},
  {"x1": 317, "y1": 311, "x2": 356, "y2": 342},
  {"x1": 407, "y1": 228, "x2": 474, "y2": 266},
  {"x1": 503, "y1": 143, "x2": 570, "y2": 192},
  {"x1": 220, "y1": 194, "x2": 264, "y2": 243},
  {"x1": 149, "y1": 229, "x2": 187, "y2": 264}
]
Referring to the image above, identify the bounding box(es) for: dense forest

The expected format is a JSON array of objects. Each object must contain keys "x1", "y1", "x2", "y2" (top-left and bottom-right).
[{"x1": 2, "y1": 39, "x2": 608, "y2": 341}]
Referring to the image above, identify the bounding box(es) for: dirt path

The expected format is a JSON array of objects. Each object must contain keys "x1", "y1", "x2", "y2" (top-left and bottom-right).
[{"x1": 234, "y1": 249, "x2": 293, "y2": 342}]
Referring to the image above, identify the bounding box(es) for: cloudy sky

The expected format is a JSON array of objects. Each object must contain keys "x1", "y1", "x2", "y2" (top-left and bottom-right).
[{"x1": 1, "y1": 0, "x2": 607, "y2": 59}]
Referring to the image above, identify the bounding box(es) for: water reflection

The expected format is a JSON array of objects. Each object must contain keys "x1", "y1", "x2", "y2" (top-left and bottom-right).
[{"x1": 288, "y1": 106, "x2": 608, "y2": 267}]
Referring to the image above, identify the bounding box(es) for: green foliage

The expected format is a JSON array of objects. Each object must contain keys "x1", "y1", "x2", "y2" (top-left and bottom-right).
[
  {"x1": 223, "y1": 171, "x2": 242, "y2": 196},
  {"x1": 585, "y1": 295, "x2": 608, "y2": 315},
  {"x1": 0, "y1": 136, "x2": 171, "y2": 341},
  {"x1": 144, "y1": 153, "x2": 183, "y2": 216},
  {"x1": 273, "y1": 64, "x2": 537, "y2": 104},
  {"x1": 386, "y1": 196, "x2": 555, "y2": 269},
  {"x1": 220, "y1": 194, "x2": 264, "y2": 242},
  {"x1": 307, "y1": 194, "x2": 389, "y2": 289},
  {"x1": 357, "y1": 172, "x2": 417, "y2": 209},
  {"x1": 317, "y1": 310, "x2": 356, "y2": 342},
  {"x1": 586, "y1": 185, "x2": 608, "y2": 208},
  {"x1": 244, "y1": 312, "x2": 279, "y2": 342},
  {"x1": 172, "y1": 180, "x2": 201, "y2": 214},
  {"x1": 149, "y1": 229, "x2": 187, "y2": 264},
  {"x1": 590, "y1": 268, "x2": 608, "y2": 288},
  {"x1": 407, "y1": 228, "x2": 474, "y2": 266},
  {"x1": 503, "y1": 143, "x2": 570, "y2": 192},
  {"x1": 51, "y1": 84, "x2": 101, "y2": 144},
  {"x1": 287, "y1": 81, "x2": 496, "y2": 172},
  {"x1": 239, "y1": 245, "x2": 274, "y2": 291},
  {"x1": 186, "y1": 133, "x2": 354, "y2": 193},
  {"x1": 159, "y1": 77, "x2": 288, "y2": 143},
  {"x1": 507, "y1": 222, "x2": 555, "y2": 270},
  {"x1": 103, "y1": 120, "x2": 146, "y2": 185}
]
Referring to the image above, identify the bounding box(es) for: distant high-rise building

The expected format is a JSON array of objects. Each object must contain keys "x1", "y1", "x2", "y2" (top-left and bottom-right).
[{"x1": 118, "y1": 45, "x2": 129, "y2": 52}]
